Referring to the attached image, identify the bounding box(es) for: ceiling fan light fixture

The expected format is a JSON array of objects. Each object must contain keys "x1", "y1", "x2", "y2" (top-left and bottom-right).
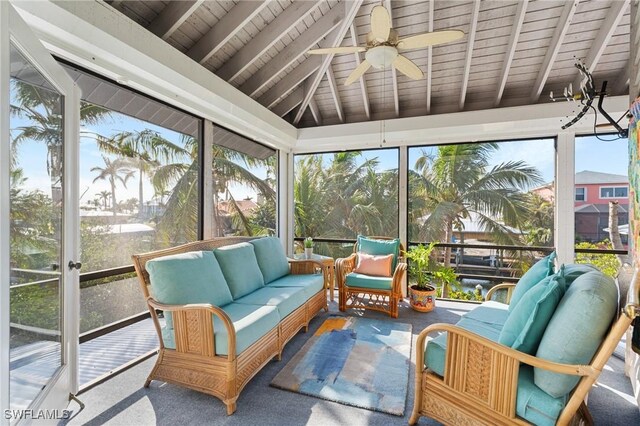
[{"x1": 365, "y1": 46, "x2": 398, "y2": 69}]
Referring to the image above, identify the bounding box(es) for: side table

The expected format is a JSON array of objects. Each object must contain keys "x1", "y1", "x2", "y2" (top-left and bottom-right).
[{"x1": 293, "y1": 253, "x2": 335, "y2": 301}]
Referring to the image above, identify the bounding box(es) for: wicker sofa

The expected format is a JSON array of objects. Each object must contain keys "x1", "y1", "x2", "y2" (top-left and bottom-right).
[
  {"x1": 410, "y1": 255, "x2": 639, "y2": 426},
  {"x1": 132, "y1": 236, "x2": 327, "y2": 415}
]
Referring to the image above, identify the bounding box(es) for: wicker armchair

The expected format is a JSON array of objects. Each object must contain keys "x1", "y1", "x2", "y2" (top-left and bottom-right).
[{"x1": 335, "y1": 236, "x2": 406, "y2": 318}]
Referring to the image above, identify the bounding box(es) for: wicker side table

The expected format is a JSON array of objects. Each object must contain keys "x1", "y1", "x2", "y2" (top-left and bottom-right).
[{"x1": 293, "y1": 253, "x2": 335, "y2": 301}]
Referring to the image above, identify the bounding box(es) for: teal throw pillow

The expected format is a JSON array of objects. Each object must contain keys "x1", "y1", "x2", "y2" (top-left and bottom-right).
[
  {"x1": 499, "y1": 268, "x2": 565, "y2": 354},
  {"x1": 534, "y1": 271, "x2": 618, "y2": 397},
  {"x1": 250, "y1": 237, "x2": 290, "y2": 284},
  {"x1": 214, "y1": 242, "x2": 265, "y2": 299},
  {"x1": 509, "y1": 252, "x2": 556, "y2": 311},
  {"x1": 357, "y1": 235, "x2": 400, "y2": 270}
]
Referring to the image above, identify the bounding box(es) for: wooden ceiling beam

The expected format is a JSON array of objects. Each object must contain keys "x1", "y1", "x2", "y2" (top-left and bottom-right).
[
  {"x1": 349, "y1": 24, "x2": 370, "y2": 120},
  {"x1": 293, "y1": 0, "x2": 364, "y2": 125},
  {"x1": 426, "y1": 0, "x2": 434, "y2": 114},
  {"x1": 571, "y1": 0, "x2": 629, "y2": 91},
  {"x1": 494, "y1": 0, "x2": 528, "y2": 107},
  {"x1": 272, "y1": 87, "x2": 303, "y2": 117},
  {"x1": 459, "y1": 0, "x2": 480, "y2": 111},
  {"x1": 240, "y1": 3, "x2": 345, "y2": 98},
  {"x1": 385, "y1": 0, "x2": 400, "y2": 117},
  {"x1": 216, "y1": 0, "x2": 320, "y2": 82},
  {"x1": 258, "y1": 56, "x2": 321, "y2": 110},
  {"x1": 530, "y1": 0, "x2": 580, "y2": 102},
  {"x1": 187, "y1": 1, "x2": 270, "y2": 64},
  {"x1": 611, "y1": 59, "x2": 630, "y2": 95},
  {"x1": 309, "y1": 97, "x2": 323, "y2": 126},
  {"x1": 326, "y1": 65, "x2": 344, "y2": 122},
  {"x1": 148, "y1": 0, "x2": 204, "y2": 40}
]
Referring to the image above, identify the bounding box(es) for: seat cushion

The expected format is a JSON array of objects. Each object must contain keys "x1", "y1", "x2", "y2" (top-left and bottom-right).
[
  {"x1": 516, "y1": 366, "x2": 567, "y2": 426},
  {"x1": 509, "y1": 252, "x2": 556, "y2": 312},
  {"x1": 463, "y1": 300, "x2": 510, "y2": 332},
  {"x1": 425, "y1": 315, "x2": 503, "y2": 377},
  {"x1": 499, "y1": 271, "x2": 565, "y2": 354},
  {"x1": 357, "y1": 235, "x2": 400, "y2": 270},
  {"x1": 267, "y1": 273, "x2": 324, "y2": 299},
  {"x1": 214, "y1": 242, "x2": 265, "y2": 299},
  {"x1": 163, "y1": 303, "x2": 279, "y2": 356},
  {"x1": 345, "y1": 272, "x2": 393, "y2": 290},
  {"x1": 146, "y1": 250, "x2": 233, "y2": 329},
  {"x1": 234, "y1": 286, "x2": 309, "y2": 318},
  {"x1": 534, "y1": 270, "x2": 618, "y2": 397},
  {"x1": 250, "y1": 237, "x2": 290, "y2": 284}
]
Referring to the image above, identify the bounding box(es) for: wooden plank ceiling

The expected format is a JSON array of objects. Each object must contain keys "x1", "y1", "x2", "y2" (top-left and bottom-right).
[{"x1": 106, "y1": 0, "x2": 631, "y2": 129}]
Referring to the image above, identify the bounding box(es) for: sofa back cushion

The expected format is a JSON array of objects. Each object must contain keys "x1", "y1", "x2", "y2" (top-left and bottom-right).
[
  {"x1": 499, "y1": 270, "x2": 565, "y2": 354},
  {"x1": 357, "y1": 235, "x2": 400, "y2": 270},
  {"x1": 250, "y1": 237, "x2": 290, "y2": 284},
  {"x1": 534, "y1": 270, "x2": 618, "y2": 398},
  {"x1": 562, "y1": 263, "x2": 598, "y2": 287},
  {"x1": 214, "y1": 242, "x2": 265, "y2": 299},
  {"x1": 509, "y1": 252, "x2": 556, "y2": 312},
  {"x1": 146, "y1": 250, "x2": 233, "y2": 330}
]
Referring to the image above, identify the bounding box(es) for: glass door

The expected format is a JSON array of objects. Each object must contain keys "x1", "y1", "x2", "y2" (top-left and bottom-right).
[{"x1": 1, "y1": 2, "x2": 80, "y2": 421}]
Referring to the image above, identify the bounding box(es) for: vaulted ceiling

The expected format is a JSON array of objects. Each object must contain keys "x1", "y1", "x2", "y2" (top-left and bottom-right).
[{"x1": 106, "y1": 0, "x2": 631, "y2": 129}]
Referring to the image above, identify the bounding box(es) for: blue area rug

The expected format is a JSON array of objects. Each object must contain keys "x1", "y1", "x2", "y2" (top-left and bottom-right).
[{"x1": 270, "y1": 316, "x2": 412, "y2": 416}]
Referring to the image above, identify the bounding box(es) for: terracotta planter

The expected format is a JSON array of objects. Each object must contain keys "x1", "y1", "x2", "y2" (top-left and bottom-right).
[{"x1": 409, "y1": 284, "x2": 436, "y2": 312}]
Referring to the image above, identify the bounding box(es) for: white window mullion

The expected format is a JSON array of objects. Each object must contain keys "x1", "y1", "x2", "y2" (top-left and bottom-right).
[
  {"x1": 555, "y1": 131, "x2": 576, "y2": 264},
  {"x1": 278, "y1": 149, "x2": 293, "y2": 255},
  {"x1": 399, "y1": 146, "x2": 408, "y2": 297},
  {"x1": 202, "y1": 120, "x2": 214, "y2": 239}
]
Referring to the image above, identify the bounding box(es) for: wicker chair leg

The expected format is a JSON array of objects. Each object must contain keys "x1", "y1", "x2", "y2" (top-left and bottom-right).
[
  {"x1": 224, "y1": 400, "x2": 237, "y2": 415},
  {"x1": 408, "y1": 410, "x2": 420, "y2": 425}
]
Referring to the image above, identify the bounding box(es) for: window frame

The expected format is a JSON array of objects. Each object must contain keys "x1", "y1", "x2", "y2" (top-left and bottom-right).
[
  {"x1": 575, "y1": 187, "x2": 586, "y2": 201},
  {"x1": 599, "y1": 185, "x2": 629, "y2": 199}
]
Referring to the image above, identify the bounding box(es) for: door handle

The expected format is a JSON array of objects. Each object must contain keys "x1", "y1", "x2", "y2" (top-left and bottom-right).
[{"x1": 68, "y1": 261, "x2": 82, "y2": 271}]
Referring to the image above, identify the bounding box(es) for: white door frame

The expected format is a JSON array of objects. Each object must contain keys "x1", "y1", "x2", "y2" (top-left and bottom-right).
[{"x1": 1, "y1": 2, "x2": 80, "y2": 422}]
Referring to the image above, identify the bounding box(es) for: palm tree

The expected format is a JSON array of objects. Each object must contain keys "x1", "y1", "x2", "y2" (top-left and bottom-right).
[
  {"x1": 412, "y1": 143, "x2": 542, "y2": 295},
  {"x1": 97, "y1": 191, "x2": 111, "y2": 210},
  {"x1": 91, "y1": 156, "x2": 135, "y2": 216}
]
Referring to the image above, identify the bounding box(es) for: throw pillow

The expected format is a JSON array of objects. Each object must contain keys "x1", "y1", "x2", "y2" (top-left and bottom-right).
[
  {"x1": 509, "y1": 251, "x2": 556, "y2": 312},
  {"x1": 357, "y1": 235, "x2": 400, "y2": 269},
  {"x1": 353, "y1": 253, "x2": 394, "y2": 277},
  {"x1": 499, "y1": 268, "x2": 565, "y2": 354}
]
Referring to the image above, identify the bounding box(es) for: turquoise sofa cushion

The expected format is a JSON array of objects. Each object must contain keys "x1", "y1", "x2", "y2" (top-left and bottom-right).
[
  {"x1": 163, "y1": 303, "x2": 279, "y2": 356},
  {"x1": 357, "y1": 235, "x2": 400, "y2": 270},
  {"x1": 509, "y1": 252, "x2": 556, "y2": 312},
  {"x1": 214, "y1": 242, "x2": 265, "y2": 299},
  {"x1": 534, "y1": 270, "x2": 618, "y2": 397},
  {"x1": 146, "y1": 250, "x2": 233, "y2": 329},
  {"x1": 499, "y1": 271, "x2": 565, "y2": 354},
  {"x1": 562, "y1": 263, "x2": 598, "y2": 287},
  {"x1": 345, "y1": 272, "x2": 393, "y2": 290},
  {"x1": 425, "y1": 315, "x2": 503, "y2": 377},
  {"x1": 516, "y1": 366, "x2": 567, "y2": 426},
  {"x1": 234, "y1": 286, "x2": 309, "y2": 318},
  {"x1": 267, "y1": 273, "x2": 324, "y2": 299},
  {"x1": 250, "y1": 237, "x2": 290, "y2": 284},
  {"x1": 463, "y1": 300, "x2": 510, "y2": 332}
]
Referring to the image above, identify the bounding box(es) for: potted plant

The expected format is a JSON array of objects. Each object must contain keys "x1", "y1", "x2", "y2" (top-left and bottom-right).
[
  {"x1": 405, "y1": 243, "x2": 438, "y2": 312},
  {"x1": 304, "y1": 237, "x2": 314, "y2": 259}
]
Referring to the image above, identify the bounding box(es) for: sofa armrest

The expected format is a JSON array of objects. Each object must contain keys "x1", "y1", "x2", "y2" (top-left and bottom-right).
[
  {"x1": 485, "y1": 283, "x2": 516, "y2": 303},
  {"x1": 146, "y1": 297, "x2": 237, "y2": 360},
  {"x1": 335, "y1": 254, "x2": 357, "y2": 289},
  {"x1": 287, "y1": 258, "x2": 326, "y2": 275}
]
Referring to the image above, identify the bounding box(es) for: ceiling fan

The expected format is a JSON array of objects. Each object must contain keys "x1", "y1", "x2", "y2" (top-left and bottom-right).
[{"x1": 308, "y1": 5, "x2": 464, "y2": 86}]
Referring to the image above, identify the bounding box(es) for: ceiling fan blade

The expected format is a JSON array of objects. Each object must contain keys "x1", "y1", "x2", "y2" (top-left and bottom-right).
[
  {"x1": 370, "y1": 5, "x2": 391, "y2": 42},
  {"x1": 393, "y1": 55, "x2": 423, "y2": 80},
  {"x1": 308, "y1": 46, "x2": 367, "y2": 55},
  {"x1": 397, "y1": 30, "x2": 465, "y2": 50},
  {"x1": 345, "y1": 60, "x2": 372, "y2": 86}
]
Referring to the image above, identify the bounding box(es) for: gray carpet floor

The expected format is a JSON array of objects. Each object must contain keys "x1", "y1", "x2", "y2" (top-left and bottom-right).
[{"x1": 63, "y1": 299, "x2": 639, "y2": 425}]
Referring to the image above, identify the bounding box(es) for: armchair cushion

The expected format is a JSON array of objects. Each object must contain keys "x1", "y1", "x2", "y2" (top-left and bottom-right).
[
  {"x1": 214, "y1": 242, "x2": 265, "y2": 299},
  {"x1": 499, "y1": 271, "x2": 565, "y2": 354},
  {"x1": 353, "y1": 253, "x2": 394, "y2": 277},
  {"x1": 534, "y1": 270, "x2": 618, "y2": 397},
  {"x1": 250, "y1": 237, "x2": 290, "y2": 284},
  {"x1": 509, "y1": 252, "x2": 556, "y2": 312},
  {"x1": 345, "y1": 272, "x2": 393, "y2": 290},
  {"x1": 357, "y1": 235, "x2": 400, "y2": 269},
  {"x1": 146, "y1": 250, "x2": 233, "y2": 328},
  {"x1": 516, "y1": 366, "x2": 567, "y2": 426}
]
